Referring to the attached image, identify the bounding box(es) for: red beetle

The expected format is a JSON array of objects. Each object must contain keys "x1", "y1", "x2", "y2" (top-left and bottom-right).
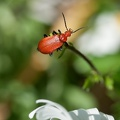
[{"x1": 37, "y1": 13, "x2": 85, "y2": 55}]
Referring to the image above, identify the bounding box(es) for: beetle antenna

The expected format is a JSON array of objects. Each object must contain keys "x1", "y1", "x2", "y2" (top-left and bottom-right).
[
  {"x1": 72, "y1": 27, "x2": 86, "y2": 33},
  {"x1": 62, "y1": 13, "x2": 68, "y2": 31}
]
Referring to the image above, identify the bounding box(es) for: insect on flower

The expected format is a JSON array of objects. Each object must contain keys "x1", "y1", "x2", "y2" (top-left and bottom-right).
[{"x1": 37, "y1": 13, "x2": 85, "y2": 56}]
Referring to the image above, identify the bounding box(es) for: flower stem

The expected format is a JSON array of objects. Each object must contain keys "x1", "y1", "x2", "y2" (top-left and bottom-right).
[{"x1": 64, "y1": 42, "x2": 101, "y2": 76}]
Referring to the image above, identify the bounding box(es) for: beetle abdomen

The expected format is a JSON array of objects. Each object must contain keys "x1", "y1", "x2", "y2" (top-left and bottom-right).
[{"x1": 38, "y1": 35, "x2": 63, "y2": 54}]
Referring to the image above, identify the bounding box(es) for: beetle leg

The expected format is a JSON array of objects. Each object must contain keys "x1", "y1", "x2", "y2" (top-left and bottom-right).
[
  {"x1": 57, "y1": 46, "x2": 62, "y2": 51},
  {"x1": 44, "y1": 34, "x2": 48, "y2": 37},
  {"x1": 52, "y1": 31, "x2": 58, "y2": 35},
  {"x1": 56, "y1": 48, "x2": 60, "y2": 51},
  {"x1": 49, "y1": 53, "x2": 53, "y2": 56},
  {"x1": 58, "y1": 46, "x2": 62, "y2": 51},
  {"x1": 37, "y1": 47, "x2": 39, "y2": 51},
  {"x1": 58, "y1": 29, "x2": 61, "y2": 34}
]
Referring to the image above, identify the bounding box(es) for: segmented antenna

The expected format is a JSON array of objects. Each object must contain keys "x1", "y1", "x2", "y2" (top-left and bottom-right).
[
  {"x1": 62, "y1": 13, "x2": 68, "y2": 31},
  {"x1": 62, "y1": 13, "x2": 86, "y2": 33},
  {"x1": 72, "y1": 27, "x2": 86, "y2": 33}
]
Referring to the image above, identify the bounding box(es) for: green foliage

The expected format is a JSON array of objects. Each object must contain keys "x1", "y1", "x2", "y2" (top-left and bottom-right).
[
  {"x1": 0, "y1": 0, "x2": 46, "y2": 119},
  {"x1": 0, "y1": 0, "x2": 120, "y2": 120},
  {"x1": 63, "y1": 85, "x2": 97, "y2": 109},
  {"x1": 82, "y1": 73, "x2": 102, "y2": 90},
  {"x1": 0, "y1": 0, "x2": 46, "y2": 78}
]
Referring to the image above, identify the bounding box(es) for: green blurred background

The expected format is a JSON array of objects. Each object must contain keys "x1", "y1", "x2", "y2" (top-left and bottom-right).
[{"x1": 0, "y1": 0, "x2": 120, "y2": 120}]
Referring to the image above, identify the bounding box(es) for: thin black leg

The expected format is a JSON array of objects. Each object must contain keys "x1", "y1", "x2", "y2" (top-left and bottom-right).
[
  {"x1": 49, "y1": 53, "x2": 53, "y2": 56},
  {"x1": 52, "y1": 31, "x2": 58, "y2": 35},
  {"x1": 44, "y1": 34, "x2": 48, "y2": 37},
  {"x1": 58, "y1": 29, "x2": 61, "y2": 34},
  {"x1": 57, "y1": 46, "x2": 62, "y2": 51}
]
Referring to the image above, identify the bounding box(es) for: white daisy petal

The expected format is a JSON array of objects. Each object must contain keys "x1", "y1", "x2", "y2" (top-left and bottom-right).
[
  {"x1": 36, "y1": 105, "x2": 68, "y2": 120},
  {"x1": 29, "y1": 106, "x2": 44, "y2": 119},
  {"x1": 29, "y1": 99, "x2": 73, "y2": 120},
  {"x1": 69, "y1": 108, "x2": 114, "y2": 120},
  {"x1": 100, "y1": 112, "x2": 114, "y2": 120},
  {"x1": 29, "y1": 99, "x2": 114, "y2": 120},
  {"x1": 36, "y1": 99, "x2": 72, "y2": 120}
]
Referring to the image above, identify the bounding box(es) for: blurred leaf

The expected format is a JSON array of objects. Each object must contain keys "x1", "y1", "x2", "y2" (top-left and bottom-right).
[
  {"x1": 64, "y1": 85, "x2": 97, "y2": 109},
  {"x1": 74, "y1": 53, "x2": 120, "y2": 74},
  {"x1": 105, "y1": 76, "x2": 114, "y2": 90},
  {"x1": 0, "y1": 54, "x2": 13, "y2": 74},
  {"x1": 0, "y1": 5, "x2": 17, "y2": 36},
  {"x1": 83, "y1": 73, "x2": 102, "y2": 90}
]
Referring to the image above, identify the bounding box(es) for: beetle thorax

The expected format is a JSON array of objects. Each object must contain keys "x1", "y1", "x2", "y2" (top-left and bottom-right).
[
  {"x1": 59, "y1": 29, "x2": 72, "y2": 42},
  {"x1": 65, "y1": 29, "x2": 72, "y2": 37},
  {"x1": 59, "y1": 34, "x2": 67, "y2": 42}
]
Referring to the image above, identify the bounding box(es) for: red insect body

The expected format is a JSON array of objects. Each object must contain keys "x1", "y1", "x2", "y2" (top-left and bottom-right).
[
  {"x1": 37, "y1": 29, "x2": 72, "y2": 54},
  {"x1": 38, "y1": 35, "x2": 63, "y2": 54},
  {"x1": 37, "y1": 13, "x2": 85, "y2": 55}
]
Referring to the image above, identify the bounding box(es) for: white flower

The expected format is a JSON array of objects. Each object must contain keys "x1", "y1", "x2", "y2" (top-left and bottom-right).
[
  {"x1": 29, "y1": 99, "x2": 72, "y2": 120},
  {"x1": 70, "y1": 108, "x2": 114, "y2": 120},
  {"x1": 29, "y1": 99, "x2": 114, "y2": 120}
]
